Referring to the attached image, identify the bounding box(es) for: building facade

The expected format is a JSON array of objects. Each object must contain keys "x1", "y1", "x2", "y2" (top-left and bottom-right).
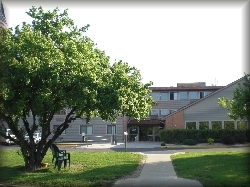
[
  {"x1": 126, "y1": 82, "x2": 224, "y2": 142},
  {"x1": 15, "y1": 78, "x2": 248, "y2": 143},
  {"x1": 162, "y1": 77, "x2": 249, "y2": 130}
]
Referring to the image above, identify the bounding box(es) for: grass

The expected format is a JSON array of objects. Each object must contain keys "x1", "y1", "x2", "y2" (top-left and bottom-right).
[
  {"x1": 171, "y1": 150, "x2": 250, "y2": 187},
  {"x1": 0, "y1": 149, "x2": 143, "y2": 187}
]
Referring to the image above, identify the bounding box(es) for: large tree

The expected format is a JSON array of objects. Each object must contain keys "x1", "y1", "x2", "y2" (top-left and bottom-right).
[
  {"x1": 0, "y1": 7, "x2": 154, "y2": 171},
  {"x1": 218, "y1": 74, "x2": 250, "y2": 122}
]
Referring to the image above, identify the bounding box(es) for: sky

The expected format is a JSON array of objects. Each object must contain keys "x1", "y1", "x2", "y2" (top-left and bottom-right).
[{"x1": 2, "y1": 0, "x2": 249, "y2": 87}]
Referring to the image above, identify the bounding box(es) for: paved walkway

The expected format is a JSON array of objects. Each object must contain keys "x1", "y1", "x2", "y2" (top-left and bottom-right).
[
  {"x1": 72, "y1": 142, "x2": 203, "y2": 187},
  {"x1": 112, "y1": 153, "x2": 202, "y2": 187}
]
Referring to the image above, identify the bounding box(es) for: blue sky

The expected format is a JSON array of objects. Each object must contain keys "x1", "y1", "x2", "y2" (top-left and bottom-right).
[{"x1": 3, "y1": 0, "x2": 249, "y2": 87}]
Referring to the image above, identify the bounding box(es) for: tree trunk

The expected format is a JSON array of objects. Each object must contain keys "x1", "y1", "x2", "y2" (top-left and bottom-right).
[{"x1": 21, "y1": 143, "x2": 45, "y2": 171}]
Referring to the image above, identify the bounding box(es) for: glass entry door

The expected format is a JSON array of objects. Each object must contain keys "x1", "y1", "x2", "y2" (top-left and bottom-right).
[
  {"x1": 129, "y1": 126, "x2": 138, "y2": 142},
  {"x1": 139, "y1": 127, "x2": 153, "y2": 141}
]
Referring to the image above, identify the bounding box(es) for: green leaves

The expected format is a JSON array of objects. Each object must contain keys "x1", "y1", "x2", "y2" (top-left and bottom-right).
[
  {"x1": 218, "y1": 74, "x2": 250, "y2": 121},
  {"x1": 0, "y1": 6, "x2": 154, "y2": 140}
]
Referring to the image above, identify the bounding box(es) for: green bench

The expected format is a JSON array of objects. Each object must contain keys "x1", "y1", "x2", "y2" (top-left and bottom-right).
[{"x1": 50, "y1": 144, "x2": 70, "y2": 171}]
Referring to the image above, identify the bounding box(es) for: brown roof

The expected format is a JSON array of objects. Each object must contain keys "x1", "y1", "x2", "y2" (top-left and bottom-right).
[{"x1": 161, "y1": 77, "x2": 245, "y2": 120}]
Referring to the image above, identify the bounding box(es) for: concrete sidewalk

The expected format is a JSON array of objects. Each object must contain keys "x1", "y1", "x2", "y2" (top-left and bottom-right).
[
  {"x1": 75, "y1": 142, "x2": 161, "y2": 149},
  {"x1": 112, "y1": 153, "x2": 203, "y2": 187}
]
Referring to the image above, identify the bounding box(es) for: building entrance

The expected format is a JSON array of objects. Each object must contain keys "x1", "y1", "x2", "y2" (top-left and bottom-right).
[{"x1": 139, "y1": 127, "x2": 153, "y2": 141}]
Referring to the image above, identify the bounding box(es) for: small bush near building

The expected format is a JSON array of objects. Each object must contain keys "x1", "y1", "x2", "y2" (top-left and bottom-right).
[
  {"x1": 161, "y1": 142, "x2": 166, "y2": 146},
  {"x1": 207, "y1": 138, "x2": 214, "y2": 145},
  {"x1": 183, "y1": 139, "x2": 198, "y2": 146}
]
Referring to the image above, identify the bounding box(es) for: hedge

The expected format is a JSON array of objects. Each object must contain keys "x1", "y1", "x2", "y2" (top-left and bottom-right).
[{"x1": 159, "y1": 129, "x2": 250, "y2": 144}]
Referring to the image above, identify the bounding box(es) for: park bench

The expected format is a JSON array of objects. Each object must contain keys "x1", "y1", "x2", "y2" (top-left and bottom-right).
[{"x1": 50, "y1": 144, "x2": 70, "y2": 171}]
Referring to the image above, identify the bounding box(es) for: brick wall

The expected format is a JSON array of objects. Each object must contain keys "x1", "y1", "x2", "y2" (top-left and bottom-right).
[{"x1": 165, "y1": 110, "x2": 184, "y2": 129}]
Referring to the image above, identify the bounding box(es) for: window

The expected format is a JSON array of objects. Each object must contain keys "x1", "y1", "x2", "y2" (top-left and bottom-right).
[
  {"x1": 199, "y1": 121, "x2": 209, "y2": 130},
  {"x1": 224, "y1": 121, "x2": 234, "y2": 129},
  {"x1": 150, "y1": 92, "x2": 158, "y2": 101},
  {"x1": 189, "y1": 92, "x2": 198, "y2": 100},
  {"x1": 151, "y1": 109, "x2": 159, "y2": 116},
  {"x1": 170, "y1": 92, "x2": 178, "y2": 100},
  {"x1": 186, "y1": 122, "x2": 196, "y2": 129},
  {"x1": 237, "y1": 121, "x2": 247, "y2": 129},
  {"x1": 53, "y1": 125, "x2": 66, "y2": 134},
  {"x1": 107, "y1": 125, "x2": 116, "y2": 135},
  {"x1": 180, "y1": 92, "x2": 188, "y2": 100},
  {"x1": 170, "y1": 109, "x2": 177, "y2": 114},
  {"x1": 160, "y1": 109, "x2": 169, "y2": 116},
  {"x1": 80, "y1": 125, "x2": 93, "y2": 135},
  {"x1": 200, "y1": 92, "x2": 211, "y2": 99},
  {"x1": 160, "y1": 92, "x2": 168, "y2": 100},
  {"x1": 211, "y1": 121, "x2": 222, "y2": 129}
]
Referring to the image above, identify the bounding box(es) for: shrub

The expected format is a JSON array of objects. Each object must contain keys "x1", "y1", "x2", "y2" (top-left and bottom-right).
[
  {"x1": 174, "y1": 139, "x2": 181, "y2": 145},
  {"x1": 183, "y1": 139, "x2": 198, "y2": 146},
  {"x1": 235, "y1": 136, "x2": 246, "y2": 144},
  {"x1": 159, "y1": 130, "x2": 174, "y2": 143},
  {"x1": 221, "y1": 135, "x2": 235, "y2": 145},
  {"x1": 207, "y1": 138, "x2": 214, "y2": 145}
]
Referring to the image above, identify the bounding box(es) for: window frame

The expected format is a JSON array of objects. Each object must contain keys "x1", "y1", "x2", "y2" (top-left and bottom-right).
[
  {"x1": 224, "y1": 121, "x2": 235, "y2": 129},
  {"x1": 170, "y1": 92, "x2": 178, "y2": 100},
  {"x1": 185, "y1": 121, "x2": 197, "y2": 129},
  {"x1": 160, "y1": 92, "x2": 168, "y2": 100},
  {"x1": 150, "y1": 92, "x2": 159, "y2": 101},
  {"x1": 107, "y1": 125, "x2": 116, "y2": 135},
  {"x1": 211, "y1": 121, "x2": 222, "y2": 129},
  {"x1": 80, "y1": 125, "x2": 93, "y2": 135},
  {"x1": 189, "y1": 91, "x2": 198, "y2": 100},
  {"x1": 179, "y1": 92, "x2": 188, "y2": 100},
  {"x1": 198, "y1": 121, "x2": 209, "y2": 130},
  {"x1": 150, "y1": 109, "x2": 159, "y2": 116},
  {"x1": 160, "y1": 109, "x2": 169, "y2": 116}
]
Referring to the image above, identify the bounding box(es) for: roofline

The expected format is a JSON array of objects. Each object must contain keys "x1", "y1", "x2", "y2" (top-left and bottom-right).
[{"x1": 161, "y1": 76, "x2": 246, "y2": 120}]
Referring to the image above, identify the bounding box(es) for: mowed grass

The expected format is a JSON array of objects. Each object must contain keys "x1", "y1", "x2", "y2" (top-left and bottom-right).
[
  {"x1": 0, "y1": 149, "x2": 143, "y2": 187},
  {"x1": 171, "y1": 150, "x2": 250, "y2": 187}
]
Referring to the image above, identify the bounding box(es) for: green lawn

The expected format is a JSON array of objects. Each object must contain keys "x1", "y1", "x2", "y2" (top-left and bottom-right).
[
  {"x1": 0, "y1": 149, "x2": 143, "y2": 187},
  {"x1": 171, "y1": 151, "x2": 250, "y2": 187}
]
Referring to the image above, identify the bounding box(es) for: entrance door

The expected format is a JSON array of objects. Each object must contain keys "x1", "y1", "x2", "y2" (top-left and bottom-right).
[{"x1": 139, "y1": 127, "x2": 153, "y2": 141}]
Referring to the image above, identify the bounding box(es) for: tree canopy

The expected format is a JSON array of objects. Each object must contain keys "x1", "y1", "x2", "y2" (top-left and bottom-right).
[
  {"x1": 0, "y1": 6, "x2": 154, "y2": 171},
  {"x1": 218, "y1": 74, "x2": 250, "y2": 122}
]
